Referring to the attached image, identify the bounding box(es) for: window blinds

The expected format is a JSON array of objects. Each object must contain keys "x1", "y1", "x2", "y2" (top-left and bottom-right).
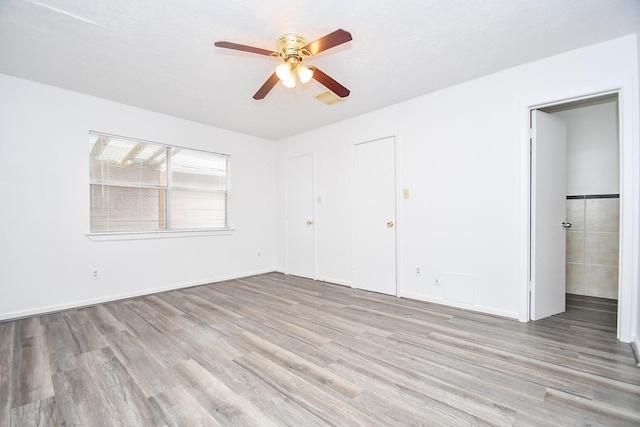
[{"x1": 89, "y1": 132, "x2": 228, "y2": 232}]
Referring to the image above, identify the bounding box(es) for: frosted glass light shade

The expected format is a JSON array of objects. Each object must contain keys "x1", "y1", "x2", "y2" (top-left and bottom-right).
[
  {"x1": 281, "y1": 73, "x2": 296, "y2": 88},
  {"x1": 275, "y1": 63, "x2": 291, "y2": 81},
  {"x1": 297, "y1": 65, "x2": 313, "y2": 83},
  {"x1": 276, "y1": 63, "x2": 296, "y2": 88}
]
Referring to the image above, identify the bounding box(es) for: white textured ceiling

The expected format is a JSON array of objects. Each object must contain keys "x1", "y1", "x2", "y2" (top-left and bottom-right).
[{"x1": 1, "y1": 0, "x2": 639, "y2": 140}]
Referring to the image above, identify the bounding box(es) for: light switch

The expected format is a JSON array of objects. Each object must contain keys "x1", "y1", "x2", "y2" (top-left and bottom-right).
[{"x1": 403, "y1": 188, "x2": 410, "y2": 199}]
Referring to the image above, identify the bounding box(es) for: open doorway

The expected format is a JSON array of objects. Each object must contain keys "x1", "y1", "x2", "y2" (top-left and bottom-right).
[{"x1": 530, "y1": 93, "x2": 621, "y2": 334}]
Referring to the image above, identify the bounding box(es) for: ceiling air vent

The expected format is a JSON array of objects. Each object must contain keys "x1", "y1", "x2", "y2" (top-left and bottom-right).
[{"x1": 315, "y1": 90, "x2": 344, "y2": 105}]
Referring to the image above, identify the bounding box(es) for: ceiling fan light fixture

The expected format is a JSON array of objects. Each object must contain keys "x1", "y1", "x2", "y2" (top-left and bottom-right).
[
  {"x1": 297, "y1": 64, "x2": 313, "y2": 83},
  {"x1": 281, "y1": 73, "x2": 296, "y2": 88},
  {"x1": 276, "y1": 61, "x2": 299, "y2": 88},
  {"x1": 275, "y1": 62, "x2": 291, "y2": 81}
]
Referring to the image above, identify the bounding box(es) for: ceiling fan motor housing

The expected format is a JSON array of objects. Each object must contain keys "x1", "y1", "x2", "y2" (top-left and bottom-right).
[{"x1": 277, "y1": 34, "x2": 309, "y2": 61}]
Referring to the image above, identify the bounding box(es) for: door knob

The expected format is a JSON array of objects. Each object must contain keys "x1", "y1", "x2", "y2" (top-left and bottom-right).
[
  {"x1": 387, "y1": 221, "x2": 394, "y2": 227},
  {"x1": 306, "y1": 220, "x2": 313, "y2": 225},
  {"x1": 562, "y1": 222, "x2": 572, "y2": 229}
]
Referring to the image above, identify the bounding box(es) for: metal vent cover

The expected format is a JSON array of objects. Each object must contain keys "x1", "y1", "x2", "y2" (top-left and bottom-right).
[{"x1": 314, "y1": 90, "x2": 343, "y2": 105}]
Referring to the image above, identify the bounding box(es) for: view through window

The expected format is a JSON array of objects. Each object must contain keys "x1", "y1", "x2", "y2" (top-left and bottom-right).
[{"x1": 89, "y1": 132, "x2": 228, "y2": 232}]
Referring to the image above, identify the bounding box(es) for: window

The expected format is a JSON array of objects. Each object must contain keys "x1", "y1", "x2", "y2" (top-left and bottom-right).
[{"x1": 89, "y1": 132, "x2": 228, "y2": 233}]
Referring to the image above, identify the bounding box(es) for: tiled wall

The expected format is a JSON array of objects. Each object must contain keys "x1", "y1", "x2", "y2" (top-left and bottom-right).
[{"x1": 566, "y1": 195, "x2": 619, "y2": 299}]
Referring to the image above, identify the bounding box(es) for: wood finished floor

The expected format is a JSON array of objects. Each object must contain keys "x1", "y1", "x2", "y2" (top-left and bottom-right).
[{"x1": 2, "y1": 273, "x2": 639, "y2": 426}]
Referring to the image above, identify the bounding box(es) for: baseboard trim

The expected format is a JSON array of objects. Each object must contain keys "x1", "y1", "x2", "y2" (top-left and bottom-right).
[
  {"x1": 632, "y1": 336, "x2": 640, "y2": 367},
  {"x1": 399, "y1": 291, "x2": 519, "y2": 320},
  {"x1": 315, "y1": 276, "x2": 352, "y2": 288},
  {"x1": 0, "y1": 269, "x2": 276, "y2": 322}
]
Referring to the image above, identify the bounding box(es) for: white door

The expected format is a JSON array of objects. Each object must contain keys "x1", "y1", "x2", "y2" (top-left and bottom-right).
[
  {"x1": 531, "y1": 110, "x2": 568, "y2": 320},
  {"x1": 286, "y1": 154, "x2": 314, "y2": 278},
  {"x1": 353, "y1": 137, "x2": 397, "y2": 295}
]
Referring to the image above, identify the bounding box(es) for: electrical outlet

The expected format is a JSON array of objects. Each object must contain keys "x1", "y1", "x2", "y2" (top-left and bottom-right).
[
  {"x1": 92, "y1": 269, "x2": 99, "y2": 280},
  {"x1": 433, "y1": 274, "x2": 441, "y2": 286},
  {"x1": 257, "y1": 250, "x2": 262, "y2": 257},
  {"x1": 416, "y1": 267, "x2": 421, "y2": 276}
]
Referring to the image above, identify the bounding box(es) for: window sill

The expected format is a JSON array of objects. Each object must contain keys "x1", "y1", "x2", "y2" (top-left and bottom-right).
[{"x1": 86, "y1": 228, "x2": 235, "y2": 242}]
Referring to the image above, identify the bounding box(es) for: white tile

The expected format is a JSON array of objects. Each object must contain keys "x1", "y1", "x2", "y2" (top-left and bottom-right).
[
  {"x1": 566, "y1": 199, "x2": 585, "y2": 231},
  {"x1": 566, "y1": 262, "x2": 584, "y2": 295},
  {"x1": 584, "y1": 232, "x2": 619, "y2": 266},
  {"x1": 586, "y1": 198, "x2": 619, "y2": 232},
  {"x1": 584, "y1": 264, "x2": 618, "y2": 299},
  {"x1": 566, "y1": 231, "x2": 584, "y2": 263}
]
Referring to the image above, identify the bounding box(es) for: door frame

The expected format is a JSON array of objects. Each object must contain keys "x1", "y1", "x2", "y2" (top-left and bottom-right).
[
  {"x1": 351, "y1": 135, "x2": 402, "y2": 296},
  {"x1": 521, "y1": 85, "x2": 638, "y2": 343}
]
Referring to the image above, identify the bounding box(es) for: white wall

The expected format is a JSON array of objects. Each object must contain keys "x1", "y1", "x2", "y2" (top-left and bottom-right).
[
  {"x1": 552, "y1": 99, "x2": 619, "y2": 195},
  {"x1": 0, "y1": 74, "x2": 276, "y2": 320},
  {"x1": 636, "y1": 28, "x2": 640, "y2": 347},
  {"x1": 276, "y1": 35, "x2": 639, "y2": 327}
]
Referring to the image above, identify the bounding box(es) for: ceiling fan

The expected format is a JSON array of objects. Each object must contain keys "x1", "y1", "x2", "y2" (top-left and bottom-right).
[{"x1": 214, "y1": 29, "x2": 352, "y2": 100}]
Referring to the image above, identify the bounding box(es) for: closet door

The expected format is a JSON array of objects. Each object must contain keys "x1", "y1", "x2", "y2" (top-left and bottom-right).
[
  {"x1": 286, "y1": 154, "x2": 315, "y2": 278},
  {"x1": 353, "y1": 137, "x2": 397, "y2": 295}
]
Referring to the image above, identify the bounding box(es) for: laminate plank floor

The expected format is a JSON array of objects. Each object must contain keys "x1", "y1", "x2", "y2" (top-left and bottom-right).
[{"x1": 2, "y1": 273, "x2": 639, "y2": 426}]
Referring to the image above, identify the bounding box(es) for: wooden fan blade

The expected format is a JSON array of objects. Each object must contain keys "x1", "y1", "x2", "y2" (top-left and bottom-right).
[
  {"x1": 214, "y1": 41, "x2": 277, "y2": 57},
  {"x1": 303, "y1": 29, "x2": 352, "y2": 56},
  {"x1": 311, "y1": 67, "x2": 350, "y2": 98},
  {"x1": 253, "y1": 73, "x2": 280, "y2": 100}
]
